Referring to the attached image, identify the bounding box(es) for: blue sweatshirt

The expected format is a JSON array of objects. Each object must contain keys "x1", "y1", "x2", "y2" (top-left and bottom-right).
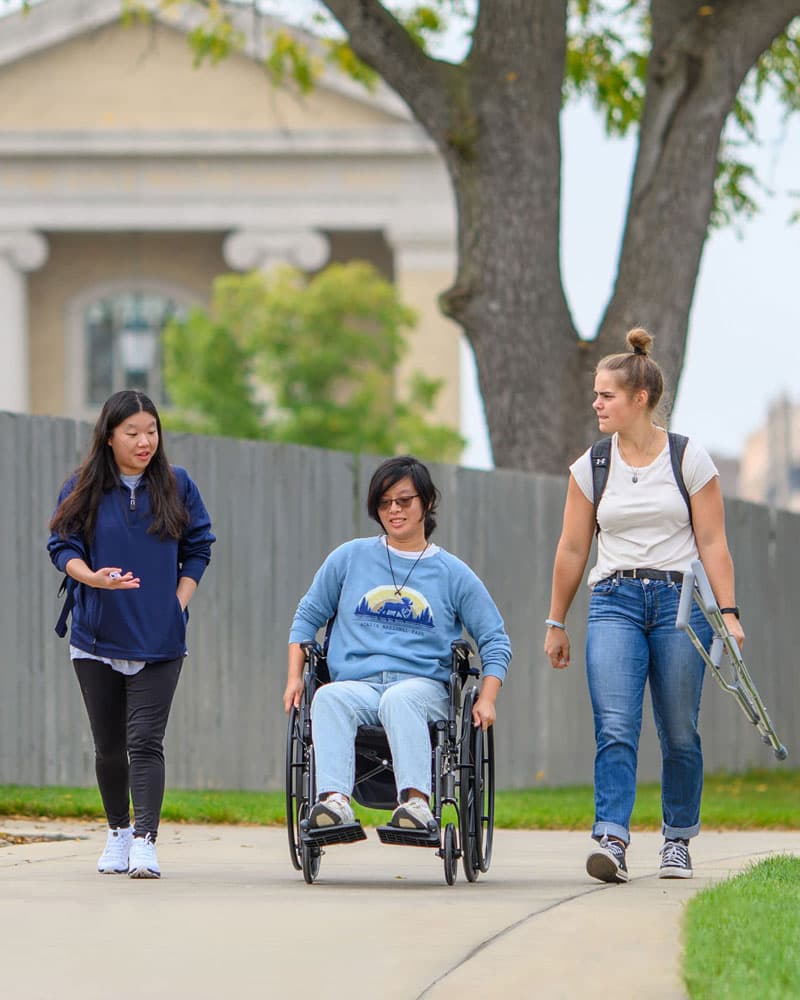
[
  {"x1": 289, "y1": 537, "x2": 511, "y2": 684},
  {"x1": 47, "y1": 467, "x2": 215, "y2": 662}
]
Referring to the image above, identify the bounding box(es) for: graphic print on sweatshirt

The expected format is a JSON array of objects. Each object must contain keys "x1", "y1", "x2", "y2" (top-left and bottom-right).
[{"x1": 354, "y1": 585, "x2": 435, "y2": 632}]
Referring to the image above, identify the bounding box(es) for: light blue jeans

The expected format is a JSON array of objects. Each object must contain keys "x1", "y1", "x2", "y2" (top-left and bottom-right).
[
  {"x1": 586, "y1": 577, "x2": 711, "y2": 844},
  {"x1": 310, "y1": 672, "x2": 449, "y2": 800}
]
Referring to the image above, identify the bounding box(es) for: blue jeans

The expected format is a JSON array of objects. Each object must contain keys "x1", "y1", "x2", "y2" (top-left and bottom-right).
[
  {"x1": 586, "y1": 578, "x2": 711, "y2": 844},
  {"x1": 310, "y1": 673, "x2": 449, "y2": 800}
]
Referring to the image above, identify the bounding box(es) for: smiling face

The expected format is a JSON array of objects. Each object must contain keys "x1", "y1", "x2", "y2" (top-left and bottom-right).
[
  {"x1": 377, "y1": 475, "x2": 428, "y2": 550},
  {"x1": 108, "y1": 409, "x2": 159, "y2": 475},
  {"x1": 592, "y1": 369, "x2": 649, "y2": 435}
]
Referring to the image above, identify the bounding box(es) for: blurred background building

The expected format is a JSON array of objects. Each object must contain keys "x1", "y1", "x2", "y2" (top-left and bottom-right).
[{"x1": 0, "y1": 0, "x2": 462, "y2": 434}]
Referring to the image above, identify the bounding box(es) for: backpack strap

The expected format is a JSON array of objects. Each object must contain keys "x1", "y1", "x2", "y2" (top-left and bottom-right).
[
  {"x1": 667, "y1": 432, "x2": 692, "y2": 529},
  {"x1": 590, "y1": 432, "x2": 692, "y2": 536},
  {"x1": 54, "y1": 575, "x2": 77, "y2": 638},
  {"x1": 590, "y1": 437, "x2": 612, "y2": 536}
]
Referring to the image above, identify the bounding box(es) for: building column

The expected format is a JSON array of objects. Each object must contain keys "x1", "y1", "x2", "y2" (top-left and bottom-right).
[
  {"x1": 386, "y1": 230, "x2": 461, "y2": 434},
  {"x1": 222, "y1": 229, "x2": 330, "y2": 272},
  {"x1": 0, "y1": 231, "x2": 48, "y2": 412}
]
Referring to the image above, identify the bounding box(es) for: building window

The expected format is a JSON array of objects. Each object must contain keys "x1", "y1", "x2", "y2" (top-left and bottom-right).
[{"x1": 85, "y1": 292, "x2": 183, "y2": 405}]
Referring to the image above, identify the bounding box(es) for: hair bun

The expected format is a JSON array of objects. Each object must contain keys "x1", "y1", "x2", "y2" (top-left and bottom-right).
[{"x1": 626, "y1": 327, "x2": 653, "y2": 357}]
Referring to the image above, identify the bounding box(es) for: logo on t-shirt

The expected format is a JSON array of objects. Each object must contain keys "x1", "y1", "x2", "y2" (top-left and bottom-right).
[{"x1": 354, "y1": 585, "x2": 435, "y2": 629}]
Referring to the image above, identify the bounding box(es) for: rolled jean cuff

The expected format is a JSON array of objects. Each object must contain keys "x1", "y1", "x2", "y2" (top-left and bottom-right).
[
  {"x1": 592, "y1": 821, "x2": 629, "y2": 846},
  {"x1": 662, "y1": 821, "x2": 700, "y2": 841}
]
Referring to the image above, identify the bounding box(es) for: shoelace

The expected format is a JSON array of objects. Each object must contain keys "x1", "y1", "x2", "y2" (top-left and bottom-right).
[
  {"x1": 599, "y1": 834, "x2": 626, "y2": 862},
  {"x1": 661, "y1": 840, "x2": 689, "y2": 867}
]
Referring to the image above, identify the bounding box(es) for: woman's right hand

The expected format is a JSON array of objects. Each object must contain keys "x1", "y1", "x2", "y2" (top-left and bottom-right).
[
  {"x1": 94, "y1": 568, "x2": 140, "y2": 590},
  {"x1": 544, "y1": 626, "x2": 571, "y2": 670},
  {"x1": 283, "y1": 676, "x2": 304, "y2": 714}
]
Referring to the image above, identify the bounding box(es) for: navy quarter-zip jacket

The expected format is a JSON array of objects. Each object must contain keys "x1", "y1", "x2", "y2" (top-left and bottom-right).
[{"x1": 47, "y1": 466, "x2": 215, "y2": 661}]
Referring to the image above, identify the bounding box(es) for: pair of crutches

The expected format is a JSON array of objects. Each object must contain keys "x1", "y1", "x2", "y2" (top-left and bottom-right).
[{"x1": 675, "y1": 559, "x2": 788, "y2": 761}]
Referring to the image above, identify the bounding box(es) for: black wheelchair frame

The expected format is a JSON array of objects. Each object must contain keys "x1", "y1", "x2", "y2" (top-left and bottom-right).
[{"x1": 285, "y1": 639, "x2": 495, "y2": 885}]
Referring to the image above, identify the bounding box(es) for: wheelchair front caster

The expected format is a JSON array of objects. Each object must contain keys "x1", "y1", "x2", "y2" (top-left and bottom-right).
[{"x1": 443, "y1": 823, "x2": 458, "y2": 885}]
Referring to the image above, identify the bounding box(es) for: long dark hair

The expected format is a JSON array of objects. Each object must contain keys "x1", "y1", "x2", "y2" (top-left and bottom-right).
[
  {"x1": 366, "y1": 455, "x2": 440, "y2": 538},
  {"x1": 50, "y1": 390, "x2": 188, "y2": 541}
]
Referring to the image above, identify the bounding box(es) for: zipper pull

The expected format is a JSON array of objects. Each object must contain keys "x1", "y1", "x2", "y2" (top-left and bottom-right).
[{"x1": 130, "y1": 490, "x2": 136, "y2": 511}]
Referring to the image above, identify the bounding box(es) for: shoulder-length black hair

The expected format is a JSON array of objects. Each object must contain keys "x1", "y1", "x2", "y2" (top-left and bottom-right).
[
  {"x1": 366, "y1": 455, "x2": 440, "y2": 538},
  {"x1": 50, "y1": 390, "x2": 188, "y2": 541}
]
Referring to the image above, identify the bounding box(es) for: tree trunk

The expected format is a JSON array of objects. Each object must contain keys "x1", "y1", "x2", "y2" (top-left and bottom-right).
[{"x1": 323, "y1": 0, "x2": 800, "y2": 473}]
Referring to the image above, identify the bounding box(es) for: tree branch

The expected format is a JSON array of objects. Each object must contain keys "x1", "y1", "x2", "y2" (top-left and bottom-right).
[
  {"x1": 597, "y1": 0, "x2": 800, "y2": 400},
  {"x1": 319, "y1": 0, "x2": 458, "y2": 146}
]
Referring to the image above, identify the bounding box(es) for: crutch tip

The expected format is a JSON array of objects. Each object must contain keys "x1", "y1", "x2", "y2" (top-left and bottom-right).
[{"x1": 774, "y1": 745, "x2": 788, "y2": 761}]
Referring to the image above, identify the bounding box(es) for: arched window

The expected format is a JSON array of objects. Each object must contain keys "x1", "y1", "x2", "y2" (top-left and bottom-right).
[{"x1": 83, "y1": 290, "x2": 186, "y2": 406}]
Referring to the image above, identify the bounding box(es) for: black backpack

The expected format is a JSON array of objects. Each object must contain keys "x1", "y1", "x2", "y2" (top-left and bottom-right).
[{"x1": 590, "y1": 432, "x2": 692, "y2": 535}]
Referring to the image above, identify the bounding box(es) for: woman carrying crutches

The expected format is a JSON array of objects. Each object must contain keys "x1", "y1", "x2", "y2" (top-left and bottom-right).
[{"x1": 543, "y1": 327, "x2": 745, "y2": 882}]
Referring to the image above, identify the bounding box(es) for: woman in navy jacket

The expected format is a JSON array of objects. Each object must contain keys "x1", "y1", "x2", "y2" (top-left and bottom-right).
[{"x1": 48, "y1": 390, "x2": 215, "y2": 879}]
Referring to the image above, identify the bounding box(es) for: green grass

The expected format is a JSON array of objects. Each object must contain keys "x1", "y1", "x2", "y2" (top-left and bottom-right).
[
  {"x1": 683, "y1": 855, "x2": 800, "y2": 999},
  {"x1": 1, "y1": 767, "x2": 798, "y2": 828}
]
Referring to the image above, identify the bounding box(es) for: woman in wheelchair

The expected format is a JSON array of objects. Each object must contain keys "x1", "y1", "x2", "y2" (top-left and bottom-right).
[{"x1": 284, "y1": 455, "x2": 511, "y2": 836}]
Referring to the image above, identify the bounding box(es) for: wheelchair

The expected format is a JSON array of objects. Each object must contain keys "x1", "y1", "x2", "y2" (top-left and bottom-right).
[{"x1": 285, "y1": 639, "x2": 495, "y2": 885}]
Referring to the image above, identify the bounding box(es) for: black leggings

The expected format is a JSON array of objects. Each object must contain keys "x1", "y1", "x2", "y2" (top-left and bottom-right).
[{"x1": 73, "y1": 657, "x2": 183, "y2": 839}]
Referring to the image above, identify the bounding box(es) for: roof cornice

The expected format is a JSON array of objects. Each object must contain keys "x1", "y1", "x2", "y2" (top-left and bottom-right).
[
  {"x1": 0, "y1": 0, "x2": 412, "y2": 120},
  {"x1": 0, "y1": 126, "x2": 436, "y2": 157}
]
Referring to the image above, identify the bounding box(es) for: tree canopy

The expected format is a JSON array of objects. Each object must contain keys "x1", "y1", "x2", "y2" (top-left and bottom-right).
[{"x1": 161, "y1": 263, "x2": 465, "y2": 462}]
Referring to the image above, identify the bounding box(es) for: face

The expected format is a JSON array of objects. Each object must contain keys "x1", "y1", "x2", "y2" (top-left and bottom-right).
[
  {"x1": 108, "y1": 410, "x2": 159, "y2": 476},
  {"x1": 377, "y1": 475, "x2": 427, "y2": 548},
  {"x1": 592, "y1": 370, "x2": 648, "y2": 434}
]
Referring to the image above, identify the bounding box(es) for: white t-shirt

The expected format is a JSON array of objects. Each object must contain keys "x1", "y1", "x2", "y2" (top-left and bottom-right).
[{"x1": 570, "y1": 433, "x2": 718, "y2": 587}]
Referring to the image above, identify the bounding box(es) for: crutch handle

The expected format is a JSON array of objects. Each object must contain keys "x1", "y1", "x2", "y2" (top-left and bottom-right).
[{"x1": 675, "y1": 570, "x2": 695, "y2": 631}]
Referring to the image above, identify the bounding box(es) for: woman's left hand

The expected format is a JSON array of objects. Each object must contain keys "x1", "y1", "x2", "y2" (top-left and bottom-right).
[
  {"x1": 472, "y1": 693, "x2": 496, "y2": 731},
  {"x1": 723, "y1": 612, "x2": 745, "y2": 649}
]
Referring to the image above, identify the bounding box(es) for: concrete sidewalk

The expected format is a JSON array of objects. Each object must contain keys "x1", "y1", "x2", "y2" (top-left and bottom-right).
[{"x1": 1, "y1": 819, "x2": 797, "y2": 1000}]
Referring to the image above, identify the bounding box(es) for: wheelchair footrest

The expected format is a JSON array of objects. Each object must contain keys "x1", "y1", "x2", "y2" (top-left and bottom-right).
[
  {"x1": 300, "y1": 821, "x2": 367, "y2": 847},
  {"x1": 376, "y1": 824, "x2": 441, "y2": 848}
]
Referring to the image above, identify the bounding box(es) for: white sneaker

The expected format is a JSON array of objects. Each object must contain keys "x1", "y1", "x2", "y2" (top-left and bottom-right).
[
  {"x1": 128, "y1": 833, "x2": 161, "y2": 879},
  {"x1": 308, "y1": 793, "x2": 355, "y2": 828},
  {"x1": 390, "y1": 797, "x2": 437, "y2": 831},
  {"x1": 97, "y1": 826, "x2": 133, "y2": 874}
]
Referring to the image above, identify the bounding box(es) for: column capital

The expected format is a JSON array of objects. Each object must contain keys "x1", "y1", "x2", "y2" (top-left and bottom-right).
[
  {"x1": 0, "y1": 230, "x2": 49, "y2": 272},
  {"x1": 223, "y1": 229, "x2": 330, "y2": 273},
  {"x1": 385, "y1": 228, "x2": 455, "y2": 272}
]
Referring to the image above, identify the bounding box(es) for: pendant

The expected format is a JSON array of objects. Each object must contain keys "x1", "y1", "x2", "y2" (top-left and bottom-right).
[{"x1": 632, "y1": 474, "x2": 638, "y2": 484}]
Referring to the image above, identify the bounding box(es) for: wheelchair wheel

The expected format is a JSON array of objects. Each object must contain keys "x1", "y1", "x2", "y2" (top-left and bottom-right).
[
  {"x1": 443, "y1": 823, "x2": 458, "y2": 886},
  {"x1": 459, "y1": 689, "x2": 495, "y2": 881},
  {"x1": 285, "y1": 705, "x2": 303, "y2": 871},
  {"x1": 302, "y1": 841, "x2": 322, "y2": 884}
]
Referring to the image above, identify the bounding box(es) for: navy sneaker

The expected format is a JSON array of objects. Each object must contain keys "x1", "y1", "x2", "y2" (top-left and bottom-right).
[
  {"x1": 586, "y1": 834, "x2": 629, "y2": 883},
  {"x1": 659, "y1": 838, "x2": 693, "y2": 878}
]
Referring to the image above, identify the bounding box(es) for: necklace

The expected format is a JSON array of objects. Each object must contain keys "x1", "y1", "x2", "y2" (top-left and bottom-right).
[
  {"x1": 385, "y1": 540, "x2": 429, "y2": 596},
  {"x1": 620, "y1": 430, "x2": 660, "y2": 484}
]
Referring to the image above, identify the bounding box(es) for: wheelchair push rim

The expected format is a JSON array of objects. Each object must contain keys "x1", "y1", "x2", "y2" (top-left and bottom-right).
[
  {"x1": 285, "y1": 705, "x2": 304, "y2": 871},
  {"x1": 458, "y1": 687, "x2": 495, "y2": 881}
]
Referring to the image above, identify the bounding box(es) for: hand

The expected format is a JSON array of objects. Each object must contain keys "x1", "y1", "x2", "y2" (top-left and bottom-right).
[
  {"x1": 283, "y1": 676, "x2": 304, "y2": 714},
  {"x1": 544, "y1": 626, "x2": 570, "y2": 670},
  {"x1": 471, "y1": 693, "x2": 496, "y2": 731},
  {"x1": 95, "y1": 568, "x2": 140, "y2": 590},
  {"x1": 723, "y1": 613, "x2": 745, "y2": 649}
]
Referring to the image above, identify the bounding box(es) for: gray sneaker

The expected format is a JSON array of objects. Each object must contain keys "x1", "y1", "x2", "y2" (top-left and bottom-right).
[
  {"x1": 586, "y1": 834, "x2": 629, "y2": 883},
  {"x1": 659, "y1": 838, "x2": 693, "y2": 878},
  {"x1": 390, "y1": 797, "x2": 437, "y2": 831},
  {"x1": 309, "y1": 793, "x2": 355, "y2": 828}
]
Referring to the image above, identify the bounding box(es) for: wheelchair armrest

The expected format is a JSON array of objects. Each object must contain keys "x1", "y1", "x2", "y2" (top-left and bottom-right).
[{"x1": 450, "y1": 639, "x2": 479, "y2": 683}]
